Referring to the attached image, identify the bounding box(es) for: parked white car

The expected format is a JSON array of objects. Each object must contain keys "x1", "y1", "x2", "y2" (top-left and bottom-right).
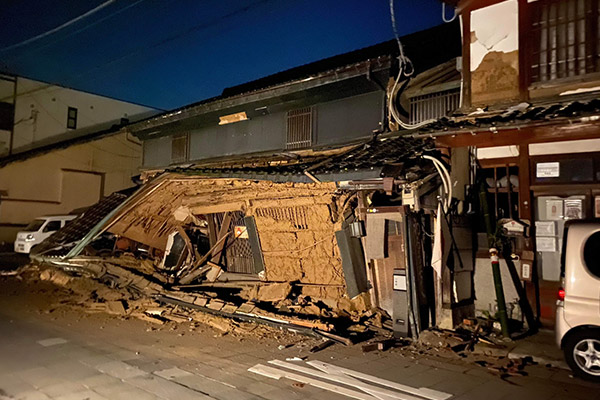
[
  {"x1": 13, "y1": 215, "x2": 77, "y2": 254},
  {"x1": 556, "y1": 220, "x2": 600, "y2": 381}
]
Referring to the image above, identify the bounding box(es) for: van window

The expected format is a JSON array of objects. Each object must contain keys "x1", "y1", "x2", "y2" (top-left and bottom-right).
[
  {"x1": 583, "y1": 231, "x2": 600, "y2": 278},
  {"x1": 25, "y1": 219, "x2": 44, "y2": 232},
  {"x1": 43, "y1": 221, "x2": 61, "y2": 233}
]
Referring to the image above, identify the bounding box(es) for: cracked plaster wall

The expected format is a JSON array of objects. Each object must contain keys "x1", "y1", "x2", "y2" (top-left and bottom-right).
[{"x1": 470, "y1": 0, "x2": 520, "y2": 105}]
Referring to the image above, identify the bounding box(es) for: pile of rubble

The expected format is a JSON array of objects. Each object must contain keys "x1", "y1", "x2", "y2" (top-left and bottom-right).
[{"x1": 25, "y1": 253, "x2": 394, "y2": 350}]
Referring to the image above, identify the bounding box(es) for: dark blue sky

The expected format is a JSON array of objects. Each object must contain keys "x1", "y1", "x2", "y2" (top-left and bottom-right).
[{"x1": 0, "y1": 0, "x2": 443, "y2": 110}]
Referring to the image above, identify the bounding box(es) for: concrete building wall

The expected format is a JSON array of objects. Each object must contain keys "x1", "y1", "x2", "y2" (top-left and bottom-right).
[
  {"x1": 0, "y1": 130, "x2": 141, "y2": 243},
  {"x1": 0, "y1": 77, "x2": 157, "y2": 155}
]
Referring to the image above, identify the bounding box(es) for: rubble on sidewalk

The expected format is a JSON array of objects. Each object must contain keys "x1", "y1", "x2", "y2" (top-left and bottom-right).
[{"x1": 23, "y1": 258, "x2": 395, "y2": 346}]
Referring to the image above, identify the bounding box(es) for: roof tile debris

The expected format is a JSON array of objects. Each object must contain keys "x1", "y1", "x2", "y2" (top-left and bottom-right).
[
  {"x1": 414, "y1": 95, "x2": 600, "y2": 135},
  {"x1": 31, "y1": 188, "x2": 136, "y2": 257},
  {"x1": 168, "y1": 136, "x2": 433, "y2": 182}
]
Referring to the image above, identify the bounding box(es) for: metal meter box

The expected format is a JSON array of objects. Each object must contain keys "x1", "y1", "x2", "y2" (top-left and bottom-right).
[{"x1": 393, "y1": 269, "x2": 410, "y2": 337}]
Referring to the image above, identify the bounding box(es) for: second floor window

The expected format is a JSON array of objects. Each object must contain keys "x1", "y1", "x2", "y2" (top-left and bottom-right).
[
  {"x1": 171, "y1": 133, "x2": 188, "y2": 163},
  {"x1": 67, "y1": 107, "x2": 77, "y2": 129},
  {"x1": 529, "y1": 0, "x2": 600, "y2": 84},
  {"x1": 286, "y1": 107, "x2": 313, "y2": 150}
]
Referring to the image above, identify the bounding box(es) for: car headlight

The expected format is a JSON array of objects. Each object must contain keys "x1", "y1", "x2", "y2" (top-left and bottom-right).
[{"x1": 25, "y1": 234, "x2": 34, "y2": 241}]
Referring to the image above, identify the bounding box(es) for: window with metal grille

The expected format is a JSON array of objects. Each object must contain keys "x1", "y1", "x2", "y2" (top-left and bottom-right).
[
  {"x1": 171, "y1": 134, "x2": 188, "y2": 163},
  {"x1": 409, "y1": 89, "x2": 460, "y2": 124},
  {"x1": 529, "y1": 0, "x2": 600, "y2": 83},
  {"x1": 286, "y1": 107, "x2": 312, "y2": 149}
]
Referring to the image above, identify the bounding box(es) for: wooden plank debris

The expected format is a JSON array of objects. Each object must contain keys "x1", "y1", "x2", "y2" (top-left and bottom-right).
[
  {"x1": 310, "y1": 339, "x2": 336, "y2": 353},
  {"x1": 210, "y1": 211, "x2": 232, "y2": 264},
  {"x1": 248, "y1": 364, "x2": 375, "y2": 400},
  {"x1": 306, "y1": 360, "x2": 452, "y2": 400}
]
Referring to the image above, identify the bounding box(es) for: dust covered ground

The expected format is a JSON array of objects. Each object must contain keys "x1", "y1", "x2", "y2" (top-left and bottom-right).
[{"x1": 0, "y1": 268, "x2": 597, "y2": 400}]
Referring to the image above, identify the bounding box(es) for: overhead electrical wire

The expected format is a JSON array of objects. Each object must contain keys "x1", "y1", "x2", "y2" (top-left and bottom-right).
[
  {"x1": 423, "y1": 155, "x2": 452, "y2": 212},
  {"x1": 67, "y1": 0, "x2": 273, "y2": 83},
  {"x1": 387, "y1": 0, "x2": 437, "y2": 130},
  {"x1": 442, "y1": 2, "x2": 458, "y2": 23},
  {"x1": 2, "y1": 0, "x2": 148, "y2": 61},
  {"x1": 0, "y1": 0, "x2": 117, "y2": 53}
]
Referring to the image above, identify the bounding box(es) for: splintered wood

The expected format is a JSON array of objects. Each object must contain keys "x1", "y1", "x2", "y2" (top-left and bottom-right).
[{"x1": 106, "y1": 175, "x2": 347, "y2": 302}]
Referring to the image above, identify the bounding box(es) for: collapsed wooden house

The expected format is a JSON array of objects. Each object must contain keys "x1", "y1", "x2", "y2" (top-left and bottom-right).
[
  {"x1": 31, "y1": 135, "x2": 470, "y2": 339},
  {"x1": 30, "y1": 24, "x2": 471, "y2": 339}
]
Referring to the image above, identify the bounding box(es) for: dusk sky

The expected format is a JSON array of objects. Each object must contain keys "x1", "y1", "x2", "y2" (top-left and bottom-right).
[{"x1": 0, "y1": 0, "x2": 445, "y2": 110}]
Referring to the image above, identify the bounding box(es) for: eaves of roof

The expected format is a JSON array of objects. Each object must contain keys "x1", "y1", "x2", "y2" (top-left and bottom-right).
[
  {"x1": 395, "y1": 93, "x2": 600, "y2": 140},
  {"x1": 0, "y1": 124, "x2": 126, "y2": 168},
  {"x1": 130, "y1": 56, "x2": 391, "y2": 137},
  {"x1": 129, "y1": 21, "x2": 461, "y2": 138}
]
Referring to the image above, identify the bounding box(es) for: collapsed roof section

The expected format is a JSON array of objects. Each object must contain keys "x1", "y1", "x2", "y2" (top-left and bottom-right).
[
  {"x1": 164, "y1": 135, "x2": 433, "y2": 183},
  {"x1": 401, "y1": 93, "x2": 600, "y2": 139},
  {"x1": 30, "y1": 187, "x2": 137, "y2": 258}
]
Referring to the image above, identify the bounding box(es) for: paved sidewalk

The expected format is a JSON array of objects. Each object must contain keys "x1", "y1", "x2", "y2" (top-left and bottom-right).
[
  {"x1": 0, "y1": 276, "x2": 598, "y2": 399},
  {"x1": 508, "y1": 329, "x2": 569, "y2": 369}
]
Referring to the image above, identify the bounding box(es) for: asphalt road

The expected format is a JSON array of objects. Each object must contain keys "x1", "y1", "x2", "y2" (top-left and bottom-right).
[
  {"x1": 0, "y1": 273, "x2": 598, "y2": 400},
  {"x1": 0, "y1": 252, "x2": 30, "y2": 271}
]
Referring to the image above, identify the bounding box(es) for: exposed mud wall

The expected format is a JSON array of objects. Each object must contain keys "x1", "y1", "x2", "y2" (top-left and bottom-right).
[
  {"x1": 470, "y1": 0, "x2": 520, "y2": 105},
  {"x1": 250, "y1": 202, "x2": 344, "y2": 286},
  {"x1": 107, "y1": 175, "x2": 348, "y2": 298}
]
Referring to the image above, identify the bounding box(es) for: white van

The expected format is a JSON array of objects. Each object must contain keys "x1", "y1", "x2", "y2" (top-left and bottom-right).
[
  {"x1": 556, "y1": 220, "x2": 600, "y2": 381},
  {"x1": 14, "y1": 215, "x2": 77, "y2": 254}
]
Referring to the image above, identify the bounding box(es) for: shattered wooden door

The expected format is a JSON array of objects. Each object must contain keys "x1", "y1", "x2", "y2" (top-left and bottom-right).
[{"x1": 214, "y1": 211, "x2": 255, "y2": 274}]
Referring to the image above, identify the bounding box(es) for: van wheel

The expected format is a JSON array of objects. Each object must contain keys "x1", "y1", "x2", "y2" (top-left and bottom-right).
[{"x1": 564, "y1": 329, "x2": 600, "y2": 382}]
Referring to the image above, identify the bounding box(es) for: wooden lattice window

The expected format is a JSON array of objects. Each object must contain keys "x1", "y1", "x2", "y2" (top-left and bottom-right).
[
  {"x1": 255, "y1": 206, "x2": 310, "y2": 230},
  {"x1": 529, "y1": 0, "x2": 600, "y2": 83},
  {"x1": 171, "y1": 133, "x2": 188, "y2": 164},
  {"x1": 286, "y1": 107, "x2": 312, "y2": 150}
]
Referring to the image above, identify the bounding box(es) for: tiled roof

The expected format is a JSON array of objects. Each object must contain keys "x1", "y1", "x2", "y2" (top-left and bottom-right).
[
  {"x1": 30, "y1": 188, "x2": 136, "y2": 257},
  {"x1": 408, "y1": 95, "x2": 600, "y2": 136},
  {"x1": 168, "y1": 136, "x2": 434, "y2": 183}
]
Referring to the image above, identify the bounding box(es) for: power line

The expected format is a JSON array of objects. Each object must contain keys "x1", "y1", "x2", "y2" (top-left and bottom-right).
[
  {"x1": 68, "y1": 0, "x2": 272, "y2": 82},
  {"x1": 3, "y1": 0, "x2": 148, "y2": 61},
  {"x1": 0, "y1": 0, "x2": 117, "y2": 53}
]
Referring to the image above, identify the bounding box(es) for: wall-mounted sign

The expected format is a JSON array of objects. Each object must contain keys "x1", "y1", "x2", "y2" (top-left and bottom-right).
[
  {"x1": 564, "y1": 199, "x2": 583, "y2": 220},
  {"x1": 536, "y1": 236, "x2": 556, "y2": 252},
  {"x1": 234, "y1": 226, "x2": 248, "y2": 239},
  {"x1": 536, "y1": 162, "x2": 560, "y2": 178},
  {"x1": 521, "y1": 262, "x2": 532, "y2": 281},
  {"x1": 393, "y1": 274, "x2": 407, "y2": 291},
  {"x1": 545, "y1": 199, "x2": 563, "y2": 220},
  {"x1": 535, "y1": 221, "x2": 555, "y2": 236}
]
